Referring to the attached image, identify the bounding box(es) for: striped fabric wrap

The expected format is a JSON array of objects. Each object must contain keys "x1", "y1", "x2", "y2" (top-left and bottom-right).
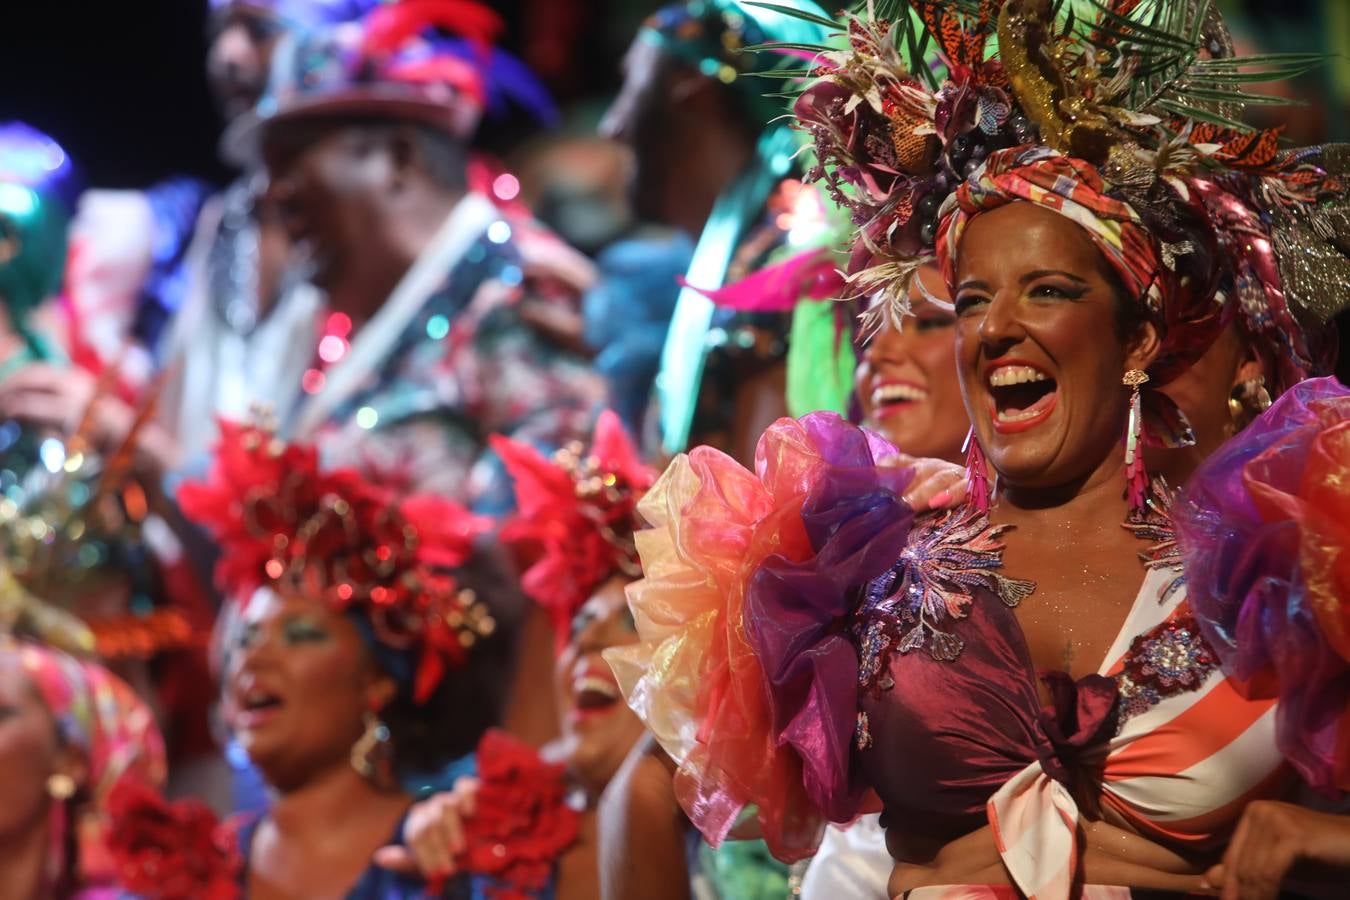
[
  {"x1": 937, "y1": 147, "x2": 1166, "y2": 314},
  {"x1": 987, "y1": 568, "x2": 1283, "y2": 899},
  {"x1": 934, "y1": 146, "x2": 1226, "y2": 389}
]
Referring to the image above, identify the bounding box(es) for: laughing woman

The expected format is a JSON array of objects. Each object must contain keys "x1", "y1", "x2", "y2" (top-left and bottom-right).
[
  {"x1": 855, "y1": 267, "x2": 969, "y2": 467},
  {"x1": 608, "y1": 2, "x2": 1350, "y2": 898},
  {"x1": 376, "y1": 412, "x2": 654, "y2": 898}
]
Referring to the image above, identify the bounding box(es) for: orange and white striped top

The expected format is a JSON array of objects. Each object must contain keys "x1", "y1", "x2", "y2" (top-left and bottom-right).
[
  {"x1": 987, "y1": 568, "x2": 1285, "y2": 898},
  {"x1": 857, "y1": 566, "x2": 1286, "y2": 900}
]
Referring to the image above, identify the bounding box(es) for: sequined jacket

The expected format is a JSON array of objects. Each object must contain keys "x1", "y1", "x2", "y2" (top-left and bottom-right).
[{"x1": 309, "y1": 204, "x2": 608, "y2": 514}]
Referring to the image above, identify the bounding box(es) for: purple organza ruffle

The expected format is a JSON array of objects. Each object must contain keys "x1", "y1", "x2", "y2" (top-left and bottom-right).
[
  {"x1": 745, "y1": 413, "x2": 915, "y2": 821},
  {"x1": 1175, "y1": 376, "x2": 1350, "y2": 793}
]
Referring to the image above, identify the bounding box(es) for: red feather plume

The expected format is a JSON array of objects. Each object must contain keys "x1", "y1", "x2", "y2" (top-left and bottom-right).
[{"x1": 490, "y1": 411, "x2": 655, "y2": 651}]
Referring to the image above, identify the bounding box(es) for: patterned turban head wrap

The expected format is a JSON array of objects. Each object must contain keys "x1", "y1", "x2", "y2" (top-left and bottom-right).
[
  {"x1": 935, "y1": 145, "x2": 1228, "y2": 389},
  {"x1": 11, "y1": 640, "x2": 167, "y2": 803},
  {"x1": 6, "y1": 638, "x2": 167, "y2": 884}
]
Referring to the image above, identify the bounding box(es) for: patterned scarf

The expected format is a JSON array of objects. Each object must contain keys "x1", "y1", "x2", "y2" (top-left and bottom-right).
[{"x1": 936, "y1": 146, "x2": 1228, "y2": 389}]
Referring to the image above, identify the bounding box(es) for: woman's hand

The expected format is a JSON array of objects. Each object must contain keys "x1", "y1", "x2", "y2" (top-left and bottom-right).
[
  {"x1": 1203, "y1": 800, "x2": 1350, "y2": 900},
  {"x1": 887, "y1": 454, "x2": 967, "y2": 512},
  {"x1": 0, "y1": 363, "x2": 122, "y2": 442},
  {"x1": 373, "y1": 777, "x2": 480, "y2": 880},
  {"x1": 0, "y1": 363, "x2": 181, "y2": 484}
]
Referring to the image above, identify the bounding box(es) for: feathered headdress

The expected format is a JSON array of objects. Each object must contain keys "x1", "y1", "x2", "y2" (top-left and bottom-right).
[
  {"x1": 178, "y1": 420, "x2": 495, "y2": 703},
  {"x1": 781, "y1": 0, "x2": 1344, "y2": 343},
  {"x1": 490, "y1": 411, "x2": 655, "y2": 650},
  {"x1": 226, "y1": 0, "x2": 557, "y2": 161}
]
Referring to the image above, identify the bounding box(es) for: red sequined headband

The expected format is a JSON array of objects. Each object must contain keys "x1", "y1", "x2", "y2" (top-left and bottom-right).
[
  {"x1": 178, "y1": 420, "x2": 494, "y2": 702},
  {"x1": 490, "y1": 411, "x2": 655, "y2": 651}
]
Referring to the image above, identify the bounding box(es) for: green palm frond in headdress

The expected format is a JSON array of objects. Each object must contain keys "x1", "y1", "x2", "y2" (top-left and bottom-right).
[{"x1": 742, "y1": 0, "x2": 1336, "y2": 331}]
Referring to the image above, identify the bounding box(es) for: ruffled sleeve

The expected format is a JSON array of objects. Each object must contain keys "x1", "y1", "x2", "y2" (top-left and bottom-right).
[
  {"x1": 604, "y1": 412, "x2": 913, "y2": 862},
  {"x1": 1175, "y1": 376, "x2": 1350, "y2": 793},
  {"x1": 745, "y1": 422, "x2": 913, "y2": 822}
]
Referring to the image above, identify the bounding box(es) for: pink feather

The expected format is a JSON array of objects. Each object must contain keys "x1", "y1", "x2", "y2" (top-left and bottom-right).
[{"x1": 679, "y1": 248, "x2": 844, "y2": 313}]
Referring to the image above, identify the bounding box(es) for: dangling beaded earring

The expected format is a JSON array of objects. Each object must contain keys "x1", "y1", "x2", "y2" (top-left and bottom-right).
[
  {"x1": 1123, "y1": 369, "x2": 1150, "y2": 512},
  {"x1": 963, "y1": 427, "x2": 992, "y2": 513},
  {"x1": 351, "y1": 710, "x2": 393, "y2": 782},
  {"x1": 46, "y1": 773, "x2": 77, "y2": 800},
  {"x1": 1228, "y1": 375, "x2": 1273, "y2": 433}
]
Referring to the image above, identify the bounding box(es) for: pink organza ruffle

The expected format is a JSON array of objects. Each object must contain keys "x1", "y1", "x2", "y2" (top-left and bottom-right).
[
  {"x1": 606, "y1": 413, "x2": 908, "y2": 861},
  {"x1": 1177, "y1": 377, "x2": 1350, "y2": 793}
]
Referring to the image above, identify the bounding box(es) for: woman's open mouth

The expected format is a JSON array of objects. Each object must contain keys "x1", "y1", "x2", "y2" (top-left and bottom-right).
[
  {"x1": 230, "y1": 685, "x2": 285, "y2": 731},
  {"x1": 986, "y1": 362, "x2": 1058, "y2": 434},
  {"x1": 870, "y1": 379, "x2": 929, "y2": 420},
  {"x1": 570, "y1": 671, "x2": 622, "y2": 724}
]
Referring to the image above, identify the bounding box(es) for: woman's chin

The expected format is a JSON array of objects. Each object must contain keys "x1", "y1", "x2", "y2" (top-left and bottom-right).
[
  {"x1": 238, "y1": 738, "x2": 305, "y2": 787},
  {"x1": 982, "y1": 433, "x2": 1068, "y2": 488},
  {"x1": 566, "y1": 738, "x2": 625, "y2": 793},
  {"x1": 872, "y1": 413, "x2": 929, "y2": 451},
  {"x1": 566, "y1": 720, "x2": 646, "y2": 794}
]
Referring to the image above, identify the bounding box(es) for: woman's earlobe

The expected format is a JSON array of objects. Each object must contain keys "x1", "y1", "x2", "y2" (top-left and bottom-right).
[
  {"x1": 1233, "y1": 355, "x2": 1265, "y2": 388},
  {"x1": 366, "y1": 674, "x2": 398, "y2": 711},
  {"x1": 53, "y1": 745, "x2": 89, "y2": 799},
  {"x1": 1126, "y1": 321, "x2": 1163, "y2": 372}
]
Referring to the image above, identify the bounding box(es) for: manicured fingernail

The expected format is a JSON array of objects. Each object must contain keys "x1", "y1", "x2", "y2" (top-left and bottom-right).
[{"x1": 928, "y1": 490, "x2": 951, "y2": 509}]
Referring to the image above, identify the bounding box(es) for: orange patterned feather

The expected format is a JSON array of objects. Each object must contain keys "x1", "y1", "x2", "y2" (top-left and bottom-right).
[
  {"x1": 1221, "y1": 126, "x2": 1284, "y2": 169},
  {"x1": 913, "y1": 0, "x2": 971, "y2": 67}
]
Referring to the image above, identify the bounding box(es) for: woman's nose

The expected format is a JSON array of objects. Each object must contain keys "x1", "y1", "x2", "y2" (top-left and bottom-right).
[
  {"x1": 864, "y1": 323, "x2": 909, "y2": 366},
  {"x1": 977, "y1": 291, "x2": 1026, "y2": 352}
]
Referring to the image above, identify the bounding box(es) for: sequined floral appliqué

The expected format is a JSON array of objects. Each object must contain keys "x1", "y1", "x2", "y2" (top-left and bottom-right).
[
  {"x1": 1116, "y1": 479, "x2": 1218, "y2": 727},
  {"x1": 1114, "y1": 613, "x2": 1219, "y2": 728},
  {"x1": 1122, "y1": 480, "x2": 1185, "y2": 603},
  {"x1": 853, "y1": 504, "x2": 1036, "y2": 696}
]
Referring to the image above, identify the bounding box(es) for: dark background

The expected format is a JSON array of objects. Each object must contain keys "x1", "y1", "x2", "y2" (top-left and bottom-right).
[
  {"x1": 3, "y1": 1, "x2": 231, "y2": 187},
  {"x1": 0, "y1": 0, "x2": 653, "y2": 189},
  {"x1": 2, "y1": 0, "x2": 1345, "y2": 189},
  {"x1": 2, "y1": 0, "x2": 1346, "y2": 376}
]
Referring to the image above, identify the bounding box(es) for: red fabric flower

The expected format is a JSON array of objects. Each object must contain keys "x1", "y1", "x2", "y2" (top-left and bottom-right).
[
  {"x1": 105, "y1": 781, "x2": 241, "y2": 900},
  {"x1": 178, "y1": 420, "x2": 493, "y2": 702},
  {"x1": 490, "y1": 411, "x2": 654, "y2": 651},
  {"x1": 430, "y1": 729, "x2": 580, "y2": 898}
]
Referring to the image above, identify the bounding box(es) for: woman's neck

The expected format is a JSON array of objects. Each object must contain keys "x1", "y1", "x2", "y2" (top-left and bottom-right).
[
  {"x1": 0, "y1": 809, "x2": 60, "y2": 900},
  {"x1": 995, "y1": 448, "x2": 1135, "y2": 535},
  {"x1": 268, "y1": 762, "x2": 409, "y2": 847}
]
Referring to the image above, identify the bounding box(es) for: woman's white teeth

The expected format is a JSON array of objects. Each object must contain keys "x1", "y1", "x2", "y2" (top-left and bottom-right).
[
  {"x1": 873, "y1": 383, "x2": 927, "y2": 404},
  {"x1": 243, "y1": 690, "x2": 279, "y2": 710},
  {"x1": 988, "y1": 366, "x2": 1049, "y2": 387},
  {"x1": 997, "y1": 406, "x2": 1047, "y2": 422},
  {"x1": 574, "y1": 676, "x2": 618, "y2": 700}
]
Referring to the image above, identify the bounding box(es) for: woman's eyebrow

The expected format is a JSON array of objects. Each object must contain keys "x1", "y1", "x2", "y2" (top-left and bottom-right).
[{"x1": 1019, "y1": 269, "x2": 1090, "y2": 286}]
